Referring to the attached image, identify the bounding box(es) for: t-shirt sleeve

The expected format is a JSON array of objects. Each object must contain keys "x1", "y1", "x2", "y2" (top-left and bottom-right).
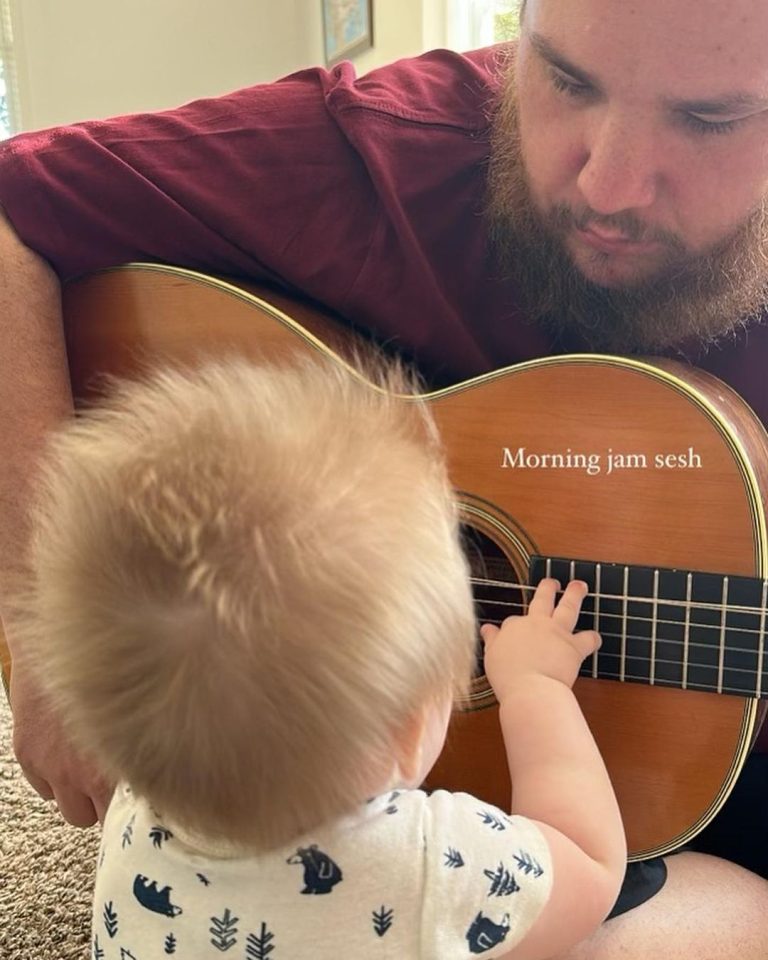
[
  {"x1": 0, "y1": 48, "x2": 495, "y2": 288},
  {"x1": 0, "y1": 64, "x2": 381, "y2": 289},
  {"x1": 0, "y1": 49, "x2": 505, "y2": 383},
  {"x1": 420, "y1": 790, "x2": 553, "y2": 959}
]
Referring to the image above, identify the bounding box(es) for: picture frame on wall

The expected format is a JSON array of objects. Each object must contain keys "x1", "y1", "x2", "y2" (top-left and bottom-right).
[{"x1": 323, "y1": 0, "x2": 373, "y2": 67}]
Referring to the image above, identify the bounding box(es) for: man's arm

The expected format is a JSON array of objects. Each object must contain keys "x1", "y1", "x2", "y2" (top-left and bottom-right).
[{"x1": 0, "y1": 210, "x2": 113, "y2": 824}]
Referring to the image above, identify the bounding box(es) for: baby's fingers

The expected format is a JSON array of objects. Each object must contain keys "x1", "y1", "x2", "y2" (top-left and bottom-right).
[
  {"x1": 551, "y1": 579, "x2": 589, "y2": 631},
  {"x1": 527, "y1": 578, "x2": 560, "y2": 617},
  {"x1": 572, "y1": 628, "x2": 602, "y2": 661},
  {"x1": 479, "y1": 623, "x2": 499, "y2": 644}
]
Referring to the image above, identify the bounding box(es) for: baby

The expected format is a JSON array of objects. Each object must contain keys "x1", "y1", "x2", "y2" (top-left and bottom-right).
[{"x1": 17, "y1": 354, "x2": 625, "y2": 959}]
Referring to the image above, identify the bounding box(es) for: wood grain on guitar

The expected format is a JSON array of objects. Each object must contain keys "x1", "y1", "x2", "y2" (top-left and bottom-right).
[{"x1": 4, "y1": 262, "x2": 768, "y2": 861}]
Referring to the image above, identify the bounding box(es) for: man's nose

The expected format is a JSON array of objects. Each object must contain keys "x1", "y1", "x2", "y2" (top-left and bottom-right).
[{"x1": 576, "y1": 114, "x2": 659, "y2": 216}]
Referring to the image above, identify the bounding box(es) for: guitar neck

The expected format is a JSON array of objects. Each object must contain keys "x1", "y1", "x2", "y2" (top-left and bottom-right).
[{"x1": 528, "y1": 556, "x2": 768, "y2": 698}]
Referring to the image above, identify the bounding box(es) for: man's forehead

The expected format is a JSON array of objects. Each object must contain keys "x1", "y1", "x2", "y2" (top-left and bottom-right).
[{"x1": 524, "y1": 0, "x2": 768, "y2": 94}]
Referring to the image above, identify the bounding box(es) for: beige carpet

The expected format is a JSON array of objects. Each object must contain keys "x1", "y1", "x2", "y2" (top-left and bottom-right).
[{"x1": 0, "y1": 693, "x2": 100, "y2": 960}]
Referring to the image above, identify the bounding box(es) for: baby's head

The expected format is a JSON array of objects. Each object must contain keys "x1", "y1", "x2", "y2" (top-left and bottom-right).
[{"x1": 21, "y1": 356, "x2": 476, "y2": 850}]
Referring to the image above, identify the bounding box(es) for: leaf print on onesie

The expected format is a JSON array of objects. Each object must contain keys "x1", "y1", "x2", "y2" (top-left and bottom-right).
[
  {"x1": 372, "y1": 905, "x2": 394, "y2": 937},
  {"x1": 484, "y1": 863, "x2": 520, "y2": 897},
  {"x1": 246, "y1": 921, "x2": 276, "y2": 959},
  {"x1": 515, "y1": 850, "x2": 545, "y2": 878},
  {"x1": 210, "y1": 908, "x2": 239, "y2": 951},
  {"x1": 149, "y1": 825, "x2": 173, "y2": 849},
  {"x1": 102, "y1": 901, "x2": 119, "y2": 938},
  {"x1": 444, "y1": 847, "x2": 465, "y2": 868}
]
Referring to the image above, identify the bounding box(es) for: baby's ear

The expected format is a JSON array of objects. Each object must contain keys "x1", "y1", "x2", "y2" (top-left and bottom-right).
[{"x1": 391, "y1": 708, "x2": 428, "y2": 787}]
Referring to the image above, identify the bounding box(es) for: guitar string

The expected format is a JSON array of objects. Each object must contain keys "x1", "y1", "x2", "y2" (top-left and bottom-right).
[
  {"x1": 475, "y1": 617, "x2": 767, "y2": 694},
  {"x1": 474, "y1": 591, "x2": 768, "y2": 644},
  {"x1": 477, "y1": 614, "x2": 767, "y2": 671},
  {"x1": 565, "y1": 671, "x2": 752, "y2": 697},
  {"x1": 470, "y1": 577, "x2": 768, "y2": 620},
  {"x1": 467, "y1": 679, "x2": 762, "y2": 696},
  {"x1": 473, "y1": 622, "x2": 765, "y2": 694},
  {"x1": 468, "y1": 574, "x2": 768, "y2": 676}
]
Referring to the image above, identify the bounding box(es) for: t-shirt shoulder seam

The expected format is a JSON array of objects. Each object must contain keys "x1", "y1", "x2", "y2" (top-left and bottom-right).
[{"x1": 332, "y1": 97, "x2": 490, "y2": 134}]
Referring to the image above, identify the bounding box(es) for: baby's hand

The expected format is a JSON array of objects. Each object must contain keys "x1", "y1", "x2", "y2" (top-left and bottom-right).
[{"x1": 480, "y1": 579, "x2": 600, "y2": 703}]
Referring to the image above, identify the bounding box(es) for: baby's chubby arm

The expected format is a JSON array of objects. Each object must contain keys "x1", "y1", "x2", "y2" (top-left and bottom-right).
[{"x1": 482, "y1": 579, "x2": 627, "y2": 960}]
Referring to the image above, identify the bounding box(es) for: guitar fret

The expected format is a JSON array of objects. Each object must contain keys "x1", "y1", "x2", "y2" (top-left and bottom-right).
[
  {"x1": 682, "y1": 573, "x2": 692, "y2": 690},
  {"x1": 621, "y1": 566, "x2": 629, "y2": 683},
  {"x1": 592, "y1": 563, "x2": 602, "y2": 679},
  {"x1": 759, "y1": 581, "x2": 768, "y2": 699},
  {"x1": 650, "y1": 569, "x2": 659, "y2": 686},
  {"x1": 718, "y1": 577, "x2": 729, "y2": 695}
]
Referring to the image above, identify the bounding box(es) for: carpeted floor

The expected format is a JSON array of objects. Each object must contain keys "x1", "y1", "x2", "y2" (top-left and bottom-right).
[{"x1": 0, "y1": 693, "x2": 100, "y2": 960}]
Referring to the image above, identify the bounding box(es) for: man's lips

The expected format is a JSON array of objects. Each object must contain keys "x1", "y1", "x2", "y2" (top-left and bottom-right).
[{"x1": 574, "y1": 223, "x2": 660, "y2": 256}]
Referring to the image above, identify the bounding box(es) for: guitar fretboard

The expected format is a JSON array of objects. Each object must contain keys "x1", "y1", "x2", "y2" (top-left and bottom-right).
[{"x1": 527, "y1": 556, "x2": 768, "y2": 699}]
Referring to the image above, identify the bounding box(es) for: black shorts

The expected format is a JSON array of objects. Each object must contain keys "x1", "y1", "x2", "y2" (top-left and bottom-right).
[
  {"x1": 687, "y1": 750, "x2": 768, "y2": 876},
  {"x1": 607, "y1": 858, "x2": 667, "y2": 919},
  {"x1": 606, "y1": 751, "x2": 768, "y2": 920}
]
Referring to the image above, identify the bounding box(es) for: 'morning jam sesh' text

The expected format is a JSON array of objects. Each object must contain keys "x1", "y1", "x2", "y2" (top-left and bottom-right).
[{"x1": 500, "y1": 447, "x2": 702, "y2": 476}]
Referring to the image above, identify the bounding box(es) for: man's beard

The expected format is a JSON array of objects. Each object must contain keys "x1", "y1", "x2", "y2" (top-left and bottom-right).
[{"x1": 486, "y1": 69, "x2": 768, "y2": 354}]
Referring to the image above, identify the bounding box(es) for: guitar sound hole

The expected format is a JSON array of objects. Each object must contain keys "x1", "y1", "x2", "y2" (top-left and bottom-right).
[{"x1": 460, "y1": 525, "x2": 526, "y2": 681}]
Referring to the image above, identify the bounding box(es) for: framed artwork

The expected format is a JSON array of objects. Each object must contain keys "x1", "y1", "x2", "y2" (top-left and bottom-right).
[{"x1": 323, "y1": 0, "x2": 373, "y2": 67}]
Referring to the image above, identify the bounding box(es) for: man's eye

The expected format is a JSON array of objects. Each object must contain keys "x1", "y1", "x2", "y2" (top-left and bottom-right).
[
  {"x1": 682, "y1": 113, "x2": 740, "y2": 136},
  {"x1": 550, "y1": 69, "x2": 591, "y2": 99}
]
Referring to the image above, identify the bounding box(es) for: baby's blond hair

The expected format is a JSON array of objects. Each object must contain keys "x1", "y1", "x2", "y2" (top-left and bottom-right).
[{"x1": 20, "y1": 355, "x2": 475, "y2": 850}]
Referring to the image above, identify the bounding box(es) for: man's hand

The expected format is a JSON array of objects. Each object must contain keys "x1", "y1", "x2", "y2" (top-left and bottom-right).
[
  {"x1": 9, "y1": 654, "x2": 114, "y2": 826},
  {"x1": 0, "y1": 215, "x2": 110, "y2": 824},
  {"x1": 481, "y1": 578, "x2": 601, "y2": 703}
]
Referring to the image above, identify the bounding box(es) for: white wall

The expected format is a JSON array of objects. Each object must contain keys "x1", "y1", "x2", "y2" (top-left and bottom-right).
[
  {"x1": 12, "y1": 0, "x2": 449, "y2": 133},
  {"x1": 355, "y1": 0, "x2": 446, "y2": 75},
  {"x1": 14, "y1": 0, "x2": 321, "y2": 130}
]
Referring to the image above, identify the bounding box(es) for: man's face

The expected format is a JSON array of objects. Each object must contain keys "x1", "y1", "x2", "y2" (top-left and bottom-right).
[{"x1": 515, "y1": 0, "x2": 768, "y2": 289}]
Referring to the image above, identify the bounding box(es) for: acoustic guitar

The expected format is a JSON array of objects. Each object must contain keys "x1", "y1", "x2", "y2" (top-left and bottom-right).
[{"x1": 3, "y1": 262, "x2": 767, "y2": 862}]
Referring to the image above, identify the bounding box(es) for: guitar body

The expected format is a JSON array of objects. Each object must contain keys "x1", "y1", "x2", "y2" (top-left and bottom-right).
[
  {"x1": 427, "y1": 358, "x2": 767, "y2": 860},
  {"x1": 6, "y1": 262, "x2": 768, "y2": 860}
]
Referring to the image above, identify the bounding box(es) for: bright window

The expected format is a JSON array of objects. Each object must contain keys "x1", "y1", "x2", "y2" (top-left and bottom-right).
[
  {"x1": 0, "y1": 0, "x2": 20, "y2": 138},
  {"x1": 446, "y1": 0, "x2": 521, "y2": 52}
]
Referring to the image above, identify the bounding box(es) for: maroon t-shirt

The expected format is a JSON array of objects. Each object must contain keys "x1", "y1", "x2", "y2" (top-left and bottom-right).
[{"x1": 1, "y1": 46, "x2": 766, "y2": 419}]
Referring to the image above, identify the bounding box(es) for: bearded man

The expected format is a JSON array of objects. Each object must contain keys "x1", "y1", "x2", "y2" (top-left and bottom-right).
[{"x1": 2, "y1": 0, "x2": 768, "y2": 956}]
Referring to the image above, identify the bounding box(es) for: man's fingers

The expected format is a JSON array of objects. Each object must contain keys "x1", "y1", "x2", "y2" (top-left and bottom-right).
[
  {"x1": 93, "y1": 780, "x2": 116, "y2": 825},
  {"x1": 16, "y1": 745, "x2": 114, "y2": 826},
  {"x1": 17, "y1": 765, "x2": 55, "y2": 802},
  {"x1": 53, "y1": 787, "x2": 99, "y2": 828},
  {"x1": 19, "y1": 763, "x2": 102, "y2": 827}
]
